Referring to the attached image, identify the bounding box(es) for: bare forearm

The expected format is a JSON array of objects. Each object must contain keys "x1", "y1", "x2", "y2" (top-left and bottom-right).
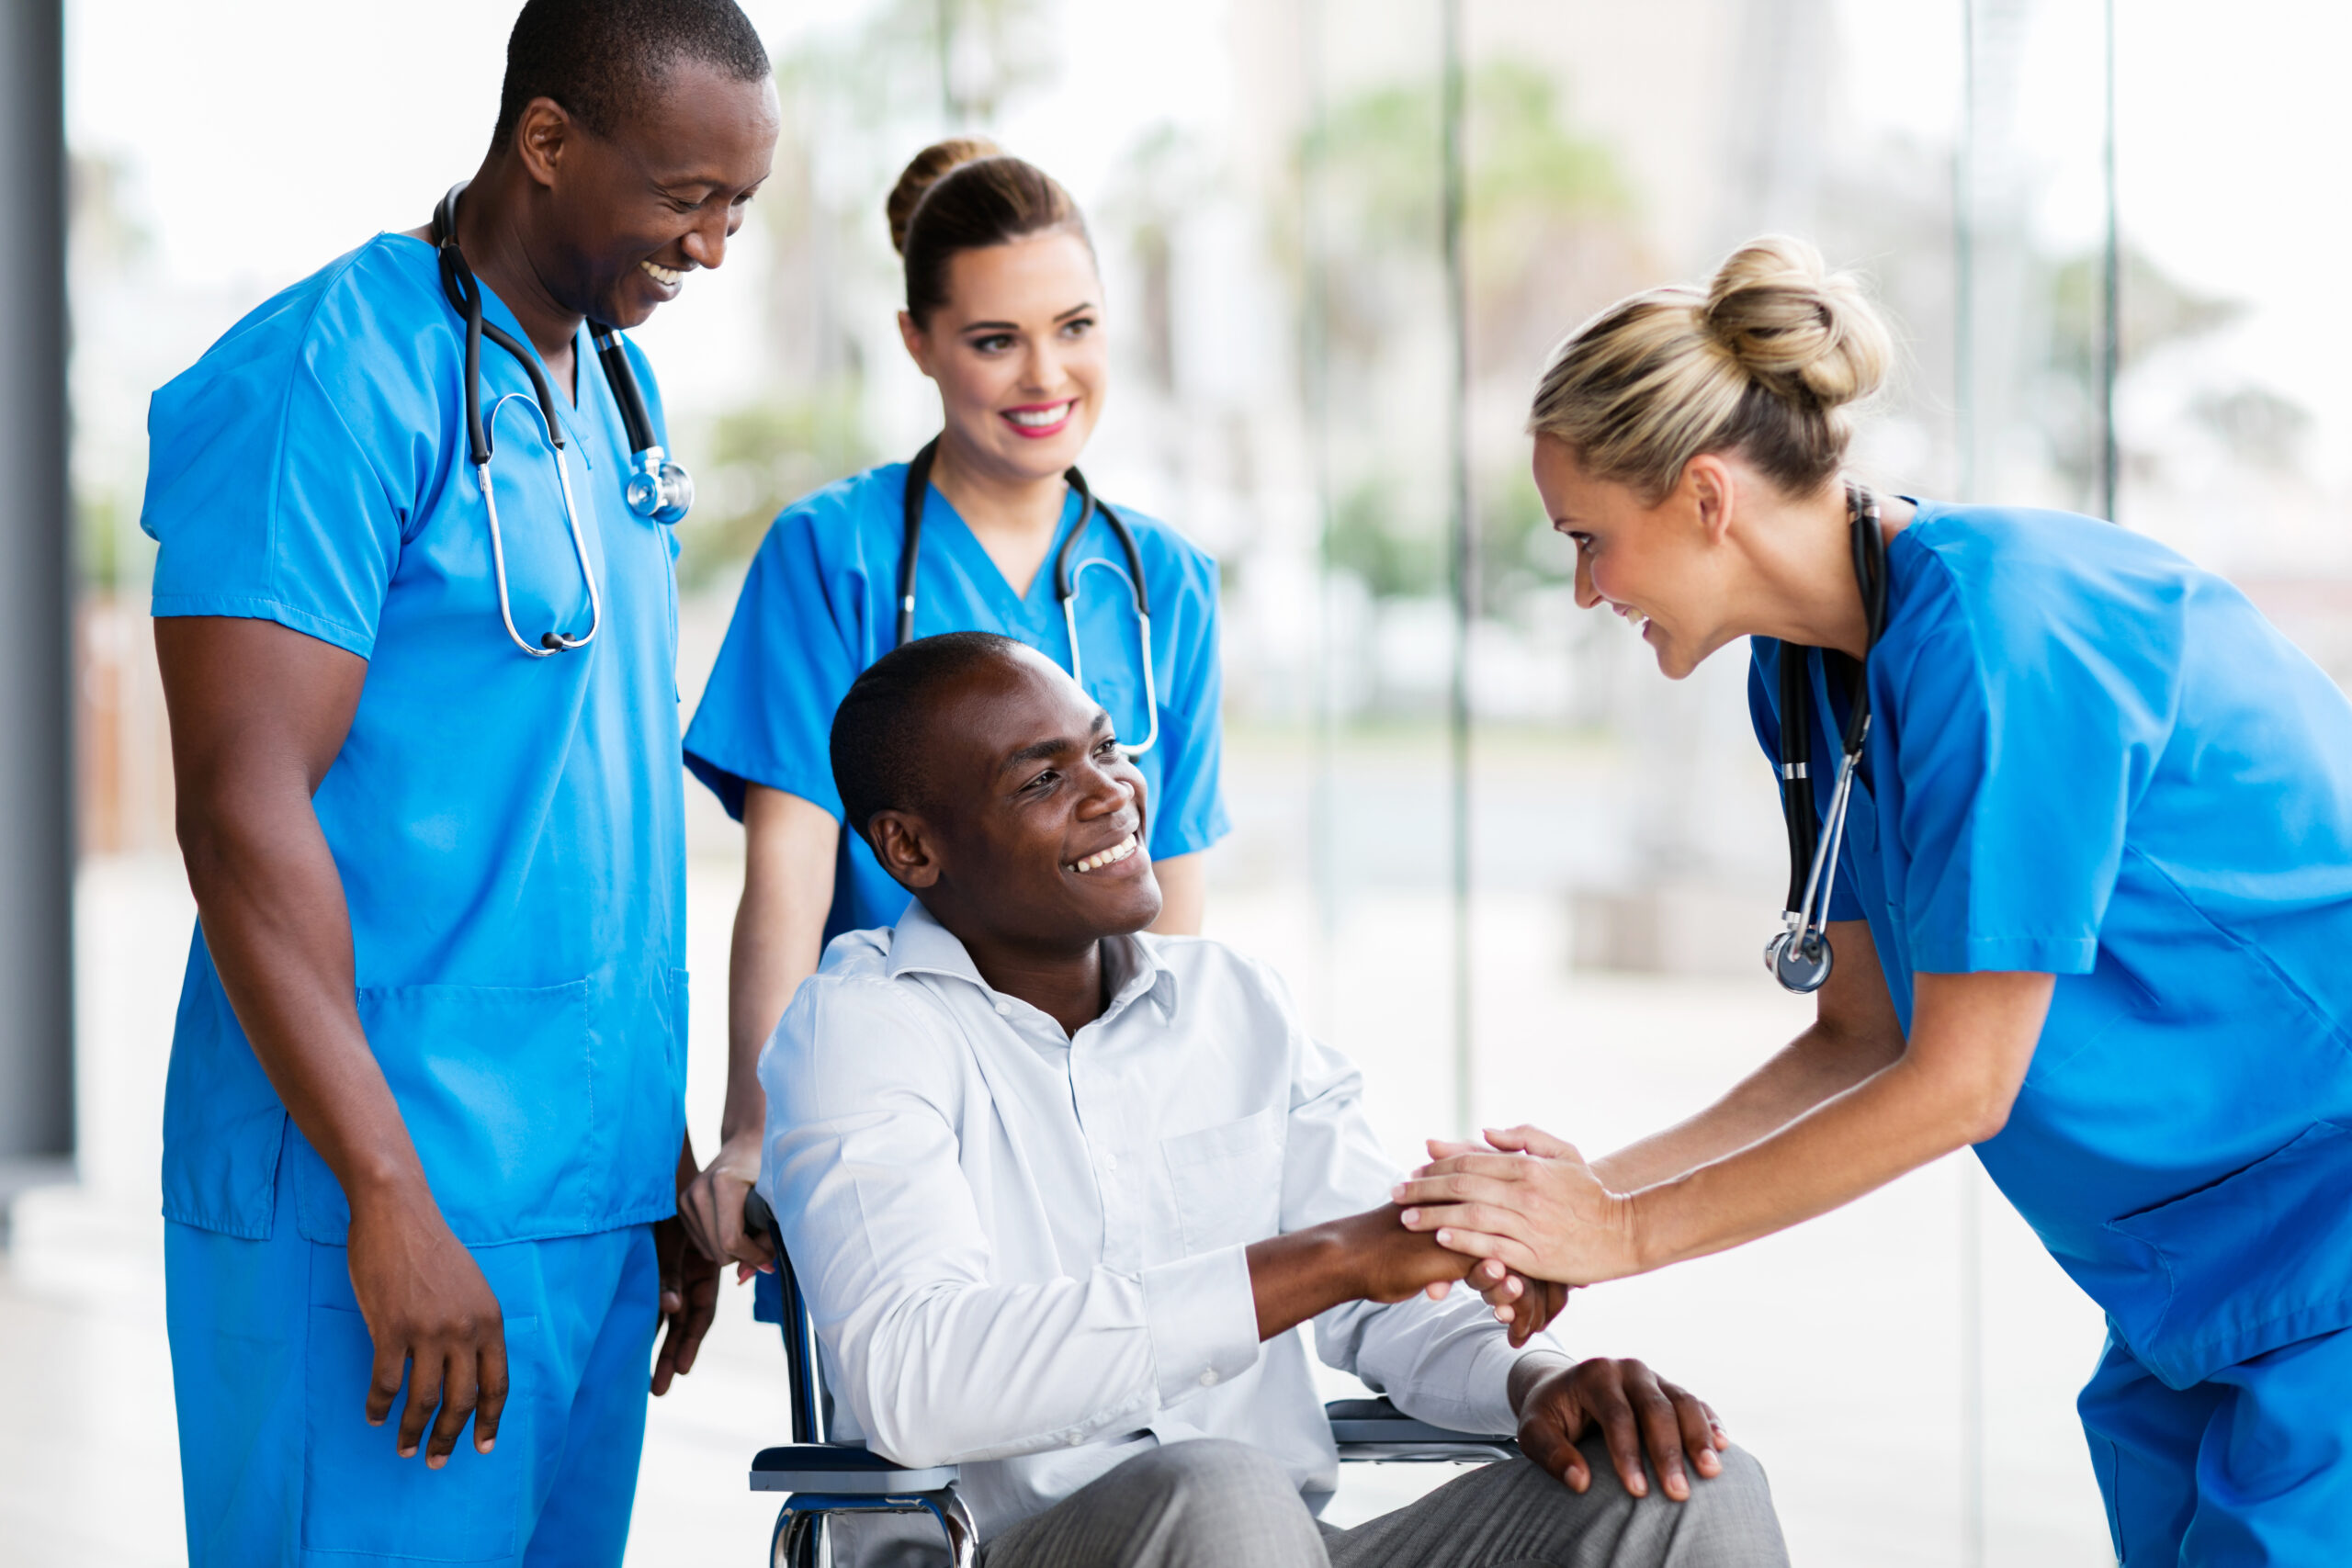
[
  {"x1": 719, "y1": 787, "x2": 835, "y2": 1145},
  {"x1": 1629, "y1": 1054, "x2": 1997, "y2": 1271},
  {"x1": 1246, "y1": 1224, "x2": 1361, "y2": 1340},
  {"x1": 1593, "y1": 1021, "x2": 1897, "y2": 1192},
  {"x1": 1148, "y1": 852, "x2": 1206, "y2": 936},
  {"x1": 719, "y1": 885, "x2": 819, "y2": 1143}
]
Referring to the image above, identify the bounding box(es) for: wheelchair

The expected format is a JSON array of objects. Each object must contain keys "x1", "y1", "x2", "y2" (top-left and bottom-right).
[{"x1": 741, "y1": 1192, "x2": 1521, "y2": 1568}]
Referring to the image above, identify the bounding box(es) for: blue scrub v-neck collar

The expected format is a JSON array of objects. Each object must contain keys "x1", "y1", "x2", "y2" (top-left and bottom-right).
[
  {"x1": 922, "y1": 479, "x2": 1087, "y2": 617},
  {"x1": 391, "y1": 231, "x2": 596, "y2": 454}
]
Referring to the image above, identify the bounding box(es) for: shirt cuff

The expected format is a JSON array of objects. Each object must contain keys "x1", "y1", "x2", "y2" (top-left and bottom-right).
[{"x1": 1139, "y1": 1244, "x2": 1261, "y2": 1407}]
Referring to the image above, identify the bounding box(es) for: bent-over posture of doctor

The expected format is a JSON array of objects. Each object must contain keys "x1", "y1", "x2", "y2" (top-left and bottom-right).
[
  {"x1": 1395, "y1": 238, "x2": 2352, "y2": 1565},
  {"x1": 143, "y1": 3, "x2": 777, "y2": 1562}
]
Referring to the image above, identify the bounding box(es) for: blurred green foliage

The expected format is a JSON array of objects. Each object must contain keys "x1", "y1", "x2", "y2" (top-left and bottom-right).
[
  {"x1": 673, "y1": 389, "x2": 878, "y2": 591},
  {"x1": 1303, "y1": 63, "x2": 1631, "y2": 607}
]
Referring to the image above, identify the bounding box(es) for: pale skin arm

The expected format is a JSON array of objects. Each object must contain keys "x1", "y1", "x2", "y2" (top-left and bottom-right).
[
  {"x1": 677, "y1": 784, "x2": 837, "y2": 1272},
  {"x1": 1593, "y1": 919, "x2": 1906, "y2": 1191},
  {"x1": 1395, "y1": 950, "x2": 2054, "y2": 1284},
  {"x1": 1147, "y1": 851, "x2": 1205, "y2": 936}
]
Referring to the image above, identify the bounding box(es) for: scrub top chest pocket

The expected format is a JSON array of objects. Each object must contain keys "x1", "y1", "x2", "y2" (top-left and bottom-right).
[{"x1": 1159, "y1": 1107, "x2": 1284, "y2": 1255}]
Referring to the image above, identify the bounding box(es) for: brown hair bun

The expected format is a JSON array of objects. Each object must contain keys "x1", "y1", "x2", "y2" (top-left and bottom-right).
[
  {"x1": 886, "y1": 140, "x2": 1092, "y2": 323},
  {"x1": 885, "y1": 136, "x2": 1003, "y2": 258}
]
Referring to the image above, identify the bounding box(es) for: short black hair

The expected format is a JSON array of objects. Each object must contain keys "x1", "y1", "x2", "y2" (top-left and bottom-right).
[
  {"x1": 494, "y1": 0, "x2": 770, "y2": 147},
  {"x1": 831, "y1": 632, "x2": 1032, "y2": 854}
]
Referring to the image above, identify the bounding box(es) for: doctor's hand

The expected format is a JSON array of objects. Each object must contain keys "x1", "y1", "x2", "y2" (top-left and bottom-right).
[
  {"x1": 346, "y1": 1185, "x2": 508, "y2": 1469},
  {"x1": 650, "y1": 1211, "x2": 719, "y2": 1396},
  {"x1": 677, "y1": 1129, "x2": 775, "y2": 1281},
  {"x1": 1394, "y1": 1126, "x2": 1642, "y2": 1288},
  {"x1": 1510, "y1": 1351, "x2": 1728, "y2": 1501}
]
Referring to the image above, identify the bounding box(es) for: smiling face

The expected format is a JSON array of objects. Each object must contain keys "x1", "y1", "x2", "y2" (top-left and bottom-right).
[
  {"x1": 872, "y1": 646, "x2": 1160, "y2": 953},
  {"x1": 1534, "y1": 434, "x2": 1750, "y2": 680},
  {"x1": 524, "y1": 58, "x2": 781, "y2": 329},
  {"x1": 898, "y1": 231, "x2": 1106, "y2": 483}
]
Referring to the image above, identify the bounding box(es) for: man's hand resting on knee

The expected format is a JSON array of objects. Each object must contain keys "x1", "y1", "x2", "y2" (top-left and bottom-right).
[{"x1": 1510, "y1": 1352, "x2": 1729, "y2": 1502}]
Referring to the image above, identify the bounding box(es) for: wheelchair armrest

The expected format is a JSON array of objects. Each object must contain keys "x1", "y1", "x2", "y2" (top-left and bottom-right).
[
  {"x1": 1326, "y1": 1396, "x2": 1521, "y2": 1463},
  {"x1": 750, "y1": 1442, "x2": 961, "y2": 1495}
]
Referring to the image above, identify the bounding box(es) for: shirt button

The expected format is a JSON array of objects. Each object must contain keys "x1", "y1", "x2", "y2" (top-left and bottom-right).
[
  {"x1": 1102, "y1": 1152, "x2": 1119, "y2": 1172},
  {"x1": 1066, "y1": 1433, "x2": 1084, "y2": 1447},
  {"x1": 993, "y1": 1000, "x2": 1012, "y2": 1017},
  {"x1": 1197, "y1": 1370, "x2": 1219, "y2": 1388}
]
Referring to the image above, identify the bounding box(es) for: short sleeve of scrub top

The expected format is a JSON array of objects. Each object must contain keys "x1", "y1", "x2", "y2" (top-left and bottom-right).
[
  {"x1": 684, "y1": 467, "x2": 1231, "y2": 942},
  {"x1": 1748, "y1": 509, "x2": 2175, "y2": 977},
  {"x1": 144, "y1": 278, "x2": 410, "y2": 654},
  {"x1": 1866, "y1": 535, "x2": 2172, "y2": 976}
]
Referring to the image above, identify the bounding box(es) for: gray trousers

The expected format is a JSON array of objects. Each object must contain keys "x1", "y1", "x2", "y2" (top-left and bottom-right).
[{"x1": 978, "y1": 1438, "x2": 1791, "y2": 1568}]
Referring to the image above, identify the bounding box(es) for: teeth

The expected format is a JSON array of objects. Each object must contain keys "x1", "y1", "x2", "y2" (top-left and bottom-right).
[
  {"x1": 1069, "y1": 833, "x2": 1138, "y2": 874},
  {"x1": 639, "y1": 259, "x2": 683, "y2": 286},
  {"x1": 1007, "y1": 403, "x2": 1073, "y2": 427}
]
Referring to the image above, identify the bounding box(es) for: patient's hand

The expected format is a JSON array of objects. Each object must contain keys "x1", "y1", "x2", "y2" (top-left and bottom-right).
[
  {"x1": 1247, "y1": 1203, "x2": 1496, "y2": 1340},
  {"x1": 1431, "y1": 1140, "x2": 1570, "y2": 1345},
  {"x1": 1464, "y1": 1258, "x2": 1569, "y2": 1347},
  {"x1": 1509, "y1": 1352, "x2": 1729, "y2": 1502}
]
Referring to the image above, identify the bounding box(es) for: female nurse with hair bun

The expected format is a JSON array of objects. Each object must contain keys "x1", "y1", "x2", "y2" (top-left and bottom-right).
[
  {"x1": 1394, "y1": 235, "x2": 2352, "y2": 1561},
  {"x1": 675, "y1": 139, "x2": 1231, "y2": 1275}
]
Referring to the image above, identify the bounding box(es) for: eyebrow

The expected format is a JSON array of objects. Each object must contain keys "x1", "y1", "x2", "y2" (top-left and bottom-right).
[
  {"x1": 960, "y1": 301, "x2": 1099, "y2": 333},
  {"x1": 999, "y1": 710, "x2": 1111, "y2": 773}
]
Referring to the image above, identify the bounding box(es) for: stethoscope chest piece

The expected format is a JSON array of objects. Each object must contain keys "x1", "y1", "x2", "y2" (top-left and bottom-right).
[
  {"x1": 623, "y1": 446, "x2": 694, "y2": 525},
  {"x1": 1765, "y1": 922, "x2": 1834, "y2": 994}
]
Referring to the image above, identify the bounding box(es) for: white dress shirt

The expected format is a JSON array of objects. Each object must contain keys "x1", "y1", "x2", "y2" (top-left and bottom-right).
[{"x1": 757, "y1": 899, "x2": 1559, "y2": 1550}]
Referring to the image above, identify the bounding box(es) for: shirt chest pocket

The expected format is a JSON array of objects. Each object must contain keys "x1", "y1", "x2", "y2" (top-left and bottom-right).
[{"x1": 1159, "y1": 1108, "x2": 1284, "y2": 1255}]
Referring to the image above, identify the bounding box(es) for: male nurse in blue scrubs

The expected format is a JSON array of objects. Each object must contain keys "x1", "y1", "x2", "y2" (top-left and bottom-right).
[{"x1": 141, "y1": 4, "x2": 777, "y2": 1562}]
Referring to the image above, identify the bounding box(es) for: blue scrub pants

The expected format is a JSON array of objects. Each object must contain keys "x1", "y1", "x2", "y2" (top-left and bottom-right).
[
  {"x1": 2081, "y1": 1327, "x2": 2352, "y2": 1564},
  {"x1": 164, "y1": 1157, "x2": 659, "y2": 1567}
]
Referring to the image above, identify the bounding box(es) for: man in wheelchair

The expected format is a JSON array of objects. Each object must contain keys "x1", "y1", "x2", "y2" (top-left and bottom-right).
[{"x1": 753, "y1": 632, "x2": 1789, "y2": 1567}]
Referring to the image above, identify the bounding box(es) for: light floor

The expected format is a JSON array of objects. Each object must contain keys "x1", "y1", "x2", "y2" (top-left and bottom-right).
[{"x1": 2, "y1": 858, "x2": 2115, "y2": 1566}]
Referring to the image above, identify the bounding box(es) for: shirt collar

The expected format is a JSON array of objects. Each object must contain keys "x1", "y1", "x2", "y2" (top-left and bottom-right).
[{"x1": 888, "y1": 898, "x2": 1181, "y2": 1024}]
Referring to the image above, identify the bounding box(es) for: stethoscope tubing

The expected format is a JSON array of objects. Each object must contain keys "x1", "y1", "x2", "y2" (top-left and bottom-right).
[
  {"x1": 899, "y1": 436, "x2": 1160, "y2": 756},
  {"x1": 1766, "y1": 483, "x2": 1887, "y2": 993},
  {"x1": 432, "y1": 181, "x2": 687, "y2": 656}
]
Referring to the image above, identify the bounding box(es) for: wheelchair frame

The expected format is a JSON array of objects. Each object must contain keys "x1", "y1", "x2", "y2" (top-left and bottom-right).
[{"x1": 742, "y1": 1194, "x2": 1519, "y2": 1568}]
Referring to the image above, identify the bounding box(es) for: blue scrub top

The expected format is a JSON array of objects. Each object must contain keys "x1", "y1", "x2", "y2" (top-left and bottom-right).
[
  {"x1": 684, "y1": 462, "x2": 1230, "y2": 942},
  {"x1": 141, "y1": 234, "x2": 688, "y2": 1247},
  {"x1": 1750, "y1": 502, "x2": 2352, "y2": 1389}
]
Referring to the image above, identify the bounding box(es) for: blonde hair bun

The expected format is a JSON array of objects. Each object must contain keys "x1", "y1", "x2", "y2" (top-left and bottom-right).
[
  {"x1": 1527, "y1": 235, "x2": 1896, "y2": 500},
  {"x1": 886, "y1": 136, "x2": 1004, "y2": 256},
  {"x1": 1702, "y1": 236, "x2": 1890, "y2": 412}
]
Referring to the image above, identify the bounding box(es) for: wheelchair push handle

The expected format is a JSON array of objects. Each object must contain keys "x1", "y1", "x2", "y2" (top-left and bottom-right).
[{"x1": 744, "y1": 1187, "x2": 776, "y2": 1243}]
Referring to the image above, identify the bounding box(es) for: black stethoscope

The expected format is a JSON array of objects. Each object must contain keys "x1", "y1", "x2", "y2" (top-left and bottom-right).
[
  {"x1": 430, "y1": 182, "x2": 694, "y2": 658},
  {"x1": 899, "y1": 435, "x2": 1160, "y2": 756},
  {"x1": 1764, "y1": 482, "x2": 1888, "y2": 994}
]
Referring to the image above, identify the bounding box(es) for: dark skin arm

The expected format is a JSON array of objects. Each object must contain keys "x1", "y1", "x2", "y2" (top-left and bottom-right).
[
  {"x1": 158, "y1": 616, "x2": 506, "y2": 1468},
  {"x1": 651, "y1": 1135, "x2": 718, "y2": 1394}
]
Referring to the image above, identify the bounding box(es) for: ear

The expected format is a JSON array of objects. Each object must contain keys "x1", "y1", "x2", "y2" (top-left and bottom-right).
[
  {"x1": 1684, "y1": 453, "x2": 1736, "y2": 546},
  {"x1": 513, "y1": 96, "x2": 574, "y2": 190},
  {"x1": 868, "y1": 810, "x2": 942, "y2": 890},
  {"x1": 897, "y1": 310, "x2": 937, "y2": 379}
]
